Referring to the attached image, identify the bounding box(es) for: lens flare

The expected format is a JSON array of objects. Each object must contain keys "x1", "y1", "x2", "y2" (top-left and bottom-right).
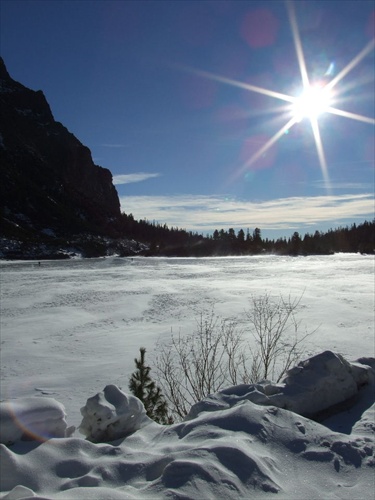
[{"x1": 5, "y1": 400, "x2": 49, "y2": 443}]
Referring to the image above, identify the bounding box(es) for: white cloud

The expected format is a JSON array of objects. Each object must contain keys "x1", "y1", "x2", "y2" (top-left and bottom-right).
[
  {"x1": 101, "y1": 143, "x2": 129, "y2": 148},
  {"x1": 113, "y1": 173, "x2": 161, "y2": 185},
  {"x1": 312, "y1": 180, "x2": 373, "y2": 190},
  {"x1": 119, "y1": 193, "x2": 375, "y2": 231}
]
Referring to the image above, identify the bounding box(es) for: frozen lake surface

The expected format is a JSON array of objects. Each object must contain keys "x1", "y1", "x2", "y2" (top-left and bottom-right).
[{"x1": 1, "y1": 254, "x2": 374, "y2": 426}]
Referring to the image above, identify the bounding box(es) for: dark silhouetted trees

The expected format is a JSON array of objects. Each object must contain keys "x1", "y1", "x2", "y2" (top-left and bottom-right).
[{"x1": 118, "y1": 213, "x2": 374, "y2": 257}]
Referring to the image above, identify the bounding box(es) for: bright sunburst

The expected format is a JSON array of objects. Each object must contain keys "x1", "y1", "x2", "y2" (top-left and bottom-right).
[
  {"x1": 292, "y1": 84, "x2": 333, "y2": 122},
  {"x1": 184, "y1": 0, "x2": 375, "y2": 191}
]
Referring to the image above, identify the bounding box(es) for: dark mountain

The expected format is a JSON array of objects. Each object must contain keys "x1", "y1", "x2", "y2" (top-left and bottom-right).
[{"x1": 0, "y1": 57, "x2": 123, "y2": 255}]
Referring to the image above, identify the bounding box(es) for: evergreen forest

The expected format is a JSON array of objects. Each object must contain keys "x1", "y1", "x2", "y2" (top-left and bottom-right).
[{"x1": 119, "y1": 215, "x2": 374, "y2": 257}]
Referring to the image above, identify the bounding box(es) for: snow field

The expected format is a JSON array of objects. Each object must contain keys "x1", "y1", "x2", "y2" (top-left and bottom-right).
[{"x1": 0, "y1": 254, "x2": 374, "y2": 499}]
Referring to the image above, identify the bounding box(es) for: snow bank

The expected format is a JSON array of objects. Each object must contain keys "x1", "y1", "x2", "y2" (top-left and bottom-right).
[
  {"x1": 79, "y1": 384, "x2": 152, "y2": 442},
  {"x1": 0, "y1": 397, "x2": 70, "y2": 445},
  {"x1": 186, "y1": 351, "x2": 374, "y2": 421},
  {"x1": 1, "y1": 396, "x2": 374, "y2": 499},
  {"x1": 0, "y1": 352, "x2": 374, "y2": 500}
]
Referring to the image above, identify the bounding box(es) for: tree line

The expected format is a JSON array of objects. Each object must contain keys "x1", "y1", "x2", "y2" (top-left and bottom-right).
[{"x1": 118, "y1": 214, "x2": 374, "y2": 256}]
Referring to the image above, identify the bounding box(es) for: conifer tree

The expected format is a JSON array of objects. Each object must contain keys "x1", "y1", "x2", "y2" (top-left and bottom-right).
[{"x1": 129, "y1": 347, "x2": 172, "y2": 424}]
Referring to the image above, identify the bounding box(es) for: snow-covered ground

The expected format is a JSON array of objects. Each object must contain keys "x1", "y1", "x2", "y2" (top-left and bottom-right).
[{"x1": 1, "y1": 254, "x2": 374, "y2": 499}]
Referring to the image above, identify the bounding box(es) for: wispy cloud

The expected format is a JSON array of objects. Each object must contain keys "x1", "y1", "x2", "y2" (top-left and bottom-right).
[
  {"x1": 101, "y1": 143, "x2": 129, "y2": 148},
  {"x1": 119, "y1": 193, "x2": 374, "y2": 231},
  {"x1": 113, "y1": 173, "x2": 161, "y2": 185},
  {"x1": 312, "y1": 180, "x2": 373, "y2": 190}
]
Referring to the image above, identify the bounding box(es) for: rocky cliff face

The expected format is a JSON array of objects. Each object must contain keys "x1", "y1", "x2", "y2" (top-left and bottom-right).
[{"x1": 0, "y1": 57, "x2": 122, "y2": 243}]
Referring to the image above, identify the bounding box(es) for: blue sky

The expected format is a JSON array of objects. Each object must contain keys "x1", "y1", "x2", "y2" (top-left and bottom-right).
[{"x1": 1, "y1": 0, "x2": 374, "y2": 238}]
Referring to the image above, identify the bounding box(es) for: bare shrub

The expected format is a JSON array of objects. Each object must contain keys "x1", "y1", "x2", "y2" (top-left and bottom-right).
[
  {"x1": 245, "y1": 293, "x2": 315, "y2": 383},
  {"x1": 154, "y1": 310, "x2": 246, "y2": 420},
  {"x1": 154, "y1": 294, "x2": 314, "y2": 420}
]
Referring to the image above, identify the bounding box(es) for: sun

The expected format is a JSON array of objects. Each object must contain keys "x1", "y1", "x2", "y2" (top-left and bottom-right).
[
  {"x1": 292, "y1": 83, "x2": 333, "y2": 122},
  {"x1": 182, "y1": 1, "x2": 374, "y2": 191}
]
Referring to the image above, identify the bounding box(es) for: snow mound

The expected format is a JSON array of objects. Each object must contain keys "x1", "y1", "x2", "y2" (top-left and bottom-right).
[
  {"x1": 186, "y1": 351, "x2": 374, "y2": 421},
  {"x1": 0, "y1": 397, "x2": 70, "y2": 446},
  {"x1": 0, "y1": 352, "x2": 374, "y2": 499},
  {"x1": 78, "y1": 384, "x2": 152, "y2": 442},
  {"x1": 1, "y1": 398, "x2": 374, "y2": 499}
]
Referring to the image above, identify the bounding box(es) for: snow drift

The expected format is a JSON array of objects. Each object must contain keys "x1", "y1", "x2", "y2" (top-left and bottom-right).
[
  {"x1": 0, "y1": 351, "x2": 374, "y2": 500},
  {"x1": 186, "y1": 350, "x2": 374, "y2": 421},
  {"x1": 0, "y1": 397, "x2": 70, "y2": 446}
]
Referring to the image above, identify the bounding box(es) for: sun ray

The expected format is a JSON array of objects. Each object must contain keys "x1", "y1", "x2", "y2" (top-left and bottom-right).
[
  {"x1": 242, "y1": 116, "x2": 298, "y2": 171},
  {"x1": 286, "y1": 0, "x2": 334, "y2": 185},
  {"x1": 327, "y1": 107, "x2": 375, "y2": 125},
  {"x1": 310, "y1": 117, "x2": 331, "y2": 191},
  {"x1": 286, "y1": 0, "x2": 310, "y2": 88},
  {"x1": 326, "y1": 39, "x2": 375, "y2": 91},
  {"x1": 184, "y1": 66, "x2": 295, "y2": 103}
]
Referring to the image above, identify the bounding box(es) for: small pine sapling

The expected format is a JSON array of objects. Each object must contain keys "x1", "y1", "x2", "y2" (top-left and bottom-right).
[{"x1": 129, "y1": 347, "x2": 172, "y2": 424}]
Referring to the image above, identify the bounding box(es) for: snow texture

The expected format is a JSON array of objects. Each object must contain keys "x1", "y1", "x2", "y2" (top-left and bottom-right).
[
  {"x1": 0, "y1": 255, "x2": 374, "y2": 499},
  {"x1": 0, "y1": 352, "x2": 374, "y2": 499},
  {"x1": 0, "y1": 360, "x2": 375, "y2": 500}
]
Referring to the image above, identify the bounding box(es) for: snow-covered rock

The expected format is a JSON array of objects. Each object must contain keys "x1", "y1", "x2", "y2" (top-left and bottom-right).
[
  {"x1": 277, "y1": 351, "x2": 372, "y2": 416},
  {"x1": 186, "y1": 351, "x2": 373, "y2": 421},
  {"x1": 78, "y1": 384, "x2": 152, "y2": 442},
  {"x1": 0, "y1": 397, "x2": 69, "y2": 445}
]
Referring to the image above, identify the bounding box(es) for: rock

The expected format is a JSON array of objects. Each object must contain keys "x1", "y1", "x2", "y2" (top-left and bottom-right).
[{"x1": 0, "y1": 57, "x2": 122, "y2": 245}]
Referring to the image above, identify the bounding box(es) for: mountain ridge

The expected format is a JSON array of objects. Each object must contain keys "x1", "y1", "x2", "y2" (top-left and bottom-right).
[{"x1": 0, "y1": 57, "x2": 123, "y2": 255}]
